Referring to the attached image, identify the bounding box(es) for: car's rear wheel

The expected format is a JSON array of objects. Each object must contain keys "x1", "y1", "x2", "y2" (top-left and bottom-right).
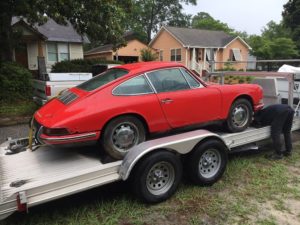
[
  {"x1": 102, "y1": 115, "x2": 146, "y2": 159},
  {"x1": 226, "y1": 98, "x2": 252, "y2": 132}
]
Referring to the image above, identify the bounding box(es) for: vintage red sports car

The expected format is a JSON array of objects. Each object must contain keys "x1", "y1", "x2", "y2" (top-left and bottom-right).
[{"x1": 33, "y1": 62, "x2": 263, "y2": 159}]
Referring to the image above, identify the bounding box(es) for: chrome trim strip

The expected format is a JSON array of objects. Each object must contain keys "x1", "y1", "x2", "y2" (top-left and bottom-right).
[
  {"x1": 36, "y1": 125, "x2": 44, "y2": 144},
  {"x1": 41, "y1": 132, "x2": 97, "y2": 142}
]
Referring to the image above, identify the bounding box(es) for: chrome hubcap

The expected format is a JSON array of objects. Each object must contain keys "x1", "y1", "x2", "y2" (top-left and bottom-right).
[
  {"x1": 146, "y1": 162, "x2": 175, "y2": 195},
  {"x1": 112, "y1": 123, "x2": 138, "y2": 152},
  {"x1": 232, "y1": 105, "x2": 248, "y2": 127},
  {"x1": 199, "y1": 149, "x2": 221, "y2": 178}
]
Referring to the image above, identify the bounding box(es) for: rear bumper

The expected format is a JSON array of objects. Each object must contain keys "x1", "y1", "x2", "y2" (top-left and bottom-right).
[{"x1": 39, "y1": 131, "x2": 101, "y2": 145}]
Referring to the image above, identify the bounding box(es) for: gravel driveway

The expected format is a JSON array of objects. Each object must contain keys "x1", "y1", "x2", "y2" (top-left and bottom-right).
[{"x1": 0, "y1": 124, "x2": 29, "y2": 143}]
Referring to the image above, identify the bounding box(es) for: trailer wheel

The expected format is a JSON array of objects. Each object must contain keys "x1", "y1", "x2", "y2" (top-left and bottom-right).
[
  {"x1": 131, "y1": 151, "x2": 182, "y2": 203},
  {"x1": 187, "y1": 139, "x2": 227, "y2": 185},
  {"x1": 226, "y1": 98, "x2": 252, "y2": 132}
]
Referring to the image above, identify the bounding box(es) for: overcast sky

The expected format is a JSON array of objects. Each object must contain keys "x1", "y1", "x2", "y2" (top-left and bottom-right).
[{"x1": 183, "y1": 0, "x2": 288, "y2": 35}]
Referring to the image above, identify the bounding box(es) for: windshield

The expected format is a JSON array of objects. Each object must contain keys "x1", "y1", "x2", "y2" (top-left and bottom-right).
[{"x1": 77, "y1": 69, "x2": 129, "y2": 91}]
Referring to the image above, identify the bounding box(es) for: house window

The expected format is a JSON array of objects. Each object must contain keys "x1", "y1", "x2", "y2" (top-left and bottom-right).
[
  {"x1": 58, "y1": 43, "x2": 69, "y2": 61},
  {"x1": 159, "y1": 50, "x2": 163, "y2": 61},
  {"x1": 47, "y1": 43, "x2": 58, "y2": 62},
  {"x1": 47, "y1": 42, "x2": 70, "y2": 62},
  {"x1": 231, "y1": 48, "x2": 242, "y2": 61},
  {"x1": 170, "y1": 48, "x2": 181, "y2": 62}
]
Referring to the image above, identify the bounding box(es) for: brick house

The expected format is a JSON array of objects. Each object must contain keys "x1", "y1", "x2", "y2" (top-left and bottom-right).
[{"x1": 149, "y1": 26, "x2": 251, "y2": 74}]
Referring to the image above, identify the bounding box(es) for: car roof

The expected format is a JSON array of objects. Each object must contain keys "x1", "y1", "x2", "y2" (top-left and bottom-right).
[{"x1": 115, "y1": 61, "x2": 185, "y2": 74}]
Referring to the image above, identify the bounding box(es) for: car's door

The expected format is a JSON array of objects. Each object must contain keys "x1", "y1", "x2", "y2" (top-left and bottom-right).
[{"x1": 146, "y1": 68, "x2": 222, "y2": 128}]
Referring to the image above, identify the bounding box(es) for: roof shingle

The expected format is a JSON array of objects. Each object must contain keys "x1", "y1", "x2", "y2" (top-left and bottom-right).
[
  {"x1": 12, "y1": 17, "x2": 88, "y2": 43},
  {"x1": 163, "y1": 26, "x2": 236, "y2": 48}
]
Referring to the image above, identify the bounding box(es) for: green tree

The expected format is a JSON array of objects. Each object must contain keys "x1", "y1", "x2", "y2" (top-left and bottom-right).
[
  {"x1": 261, "y1": 20, "x2": 291, "y2": 39},
  {"x1": 247, "y1": 35, "x2": 298, "y2": 59},
  {"x1": 128, "y1": 0, "x2": 196, "y2": 43},
  {"x1": 247, "y1": 35, "x2": 272, "y2": 59},
  {"x1": 282, "y1": 0, "x2": 300, "y2": 51},
  {"x1": 269, "y1": 38, "x2": 298, "y2": 59},
  {"x1": 191, "y1": 12, "x2": 234, "y2": 33},
  {"x1": 0, "y1": 0, "x2": 131, "y2": 61}
]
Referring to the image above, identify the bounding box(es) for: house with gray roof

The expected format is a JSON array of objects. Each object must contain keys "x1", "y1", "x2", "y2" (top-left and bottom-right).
[
  {"x1": 149, "y1": 26, "x2": 251, "y2": 73},
  {"x1": 12, "y1": 17, "x2": 89, "y2": 73}
]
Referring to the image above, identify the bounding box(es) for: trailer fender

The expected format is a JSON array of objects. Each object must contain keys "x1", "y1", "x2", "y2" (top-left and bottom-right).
[{"x1": 119, "y1": 129, "x2": 226, "y2": 180}]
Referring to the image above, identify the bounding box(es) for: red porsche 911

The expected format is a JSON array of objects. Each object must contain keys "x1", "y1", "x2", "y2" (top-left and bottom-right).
[{"x1": 33, "y1": 62, "x2": 263, "y2": 159}]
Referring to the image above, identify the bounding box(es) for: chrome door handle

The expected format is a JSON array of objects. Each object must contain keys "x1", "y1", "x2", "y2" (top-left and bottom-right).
[{"x1": 161, "y1": 98, "x2": 173, "y2": 104}]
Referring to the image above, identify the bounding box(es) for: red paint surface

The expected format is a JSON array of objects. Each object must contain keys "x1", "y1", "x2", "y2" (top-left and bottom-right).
[{"x1": 34, "y1": 62, "x2": 263, "y2": 144}]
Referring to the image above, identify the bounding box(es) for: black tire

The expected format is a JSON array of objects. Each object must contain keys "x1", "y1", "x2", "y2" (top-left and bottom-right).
[
  {"x1": 102, "y1": 115, "x2": 146, "y2": 159},
  {"x1": 131, "y1": 151, "x2": 182, "y2": 203},
  {"x1": 226, "y1": 98, "x2": 252, "y2": 132},
  {"x1": 187, "y1": 139, "x2": 228, "y2": 185}
]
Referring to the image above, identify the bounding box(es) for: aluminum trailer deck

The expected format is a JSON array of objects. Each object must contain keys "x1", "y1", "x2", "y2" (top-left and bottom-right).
[{"x1": 1, "y1": 118, "x2": 300, "y2": 220}]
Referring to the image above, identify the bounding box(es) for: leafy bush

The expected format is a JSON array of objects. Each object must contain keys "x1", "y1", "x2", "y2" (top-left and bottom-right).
[
  {"x1": 140, "y1": 48, "x2": 157, "y2": 61},
  {"x1": 0, "y1": 62, "x2": 33, "y2": 103},
  {"x1": 51, "y1": 59, "x2": 123, "y2": 73}
]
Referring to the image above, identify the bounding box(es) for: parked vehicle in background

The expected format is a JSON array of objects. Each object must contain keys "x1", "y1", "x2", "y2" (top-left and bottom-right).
[
  {"x1": 32, "y1": 72, "x2": 92, "y2": 105},
  {"x1": 33, "y1": 62, "x2": 264, "y2": 159}
]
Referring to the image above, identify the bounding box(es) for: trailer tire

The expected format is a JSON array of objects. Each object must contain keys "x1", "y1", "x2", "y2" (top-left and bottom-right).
[
  {"x1": 226, "y1": 98, "x2": 252, "y2": 132},
  {"x1": 131, "y1": 151, "x2": 182, "y2": 203},
  {"x1": 187, "y1": 139, "x2": 227, "y2": 185}
]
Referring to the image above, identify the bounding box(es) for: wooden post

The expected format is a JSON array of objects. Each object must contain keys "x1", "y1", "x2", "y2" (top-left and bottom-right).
[{"x1": 38, "y1": 40, "x2": 43, "y2": 57}]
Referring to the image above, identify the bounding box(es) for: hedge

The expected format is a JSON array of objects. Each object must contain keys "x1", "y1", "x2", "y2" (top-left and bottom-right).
[
  {"x1": 0, "y1": 62, "x2": 33, "y2": 103},
  {"x1": 51, "y1": 58, "x2": 123, "y2": 73}
]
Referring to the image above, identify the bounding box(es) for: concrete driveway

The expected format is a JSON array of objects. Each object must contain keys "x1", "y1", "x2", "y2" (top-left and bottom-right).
[{"x1": 0, "y1": 124, "x2": 29, "y2": 143}]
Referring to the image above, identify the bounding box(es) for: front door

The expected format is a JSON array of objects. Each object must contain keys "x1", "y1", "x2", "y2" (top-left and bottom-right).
[
  {"x1": 146, "y1": 68, "x2": 222, "y2": 128},
  {"x1": 15, "y1": 43, "x2": 28, "y2": 68}
]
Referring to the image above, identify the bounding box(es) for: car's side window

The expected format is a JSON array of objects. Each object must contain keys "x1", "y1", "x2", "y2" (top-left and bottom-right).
[
  {"x1": 180, "y1": 68, "x2": 203, "y2": 88},
  {"x1": 113, "y1": 75, "x2": 154, "y2": 95},
  {"x1": 147, "y1": 68, "x2": 190, "y2": 93}
]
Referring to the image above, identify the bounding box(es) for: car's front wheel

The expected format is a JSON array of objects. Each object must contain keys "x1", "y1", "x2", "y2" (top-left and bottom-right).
[
  {"x1": 102, "y1": 115, "x2": 146, "y2": 159},
  {"x1": 226, "y1": 98, "x2": 252, "y2": 132}
]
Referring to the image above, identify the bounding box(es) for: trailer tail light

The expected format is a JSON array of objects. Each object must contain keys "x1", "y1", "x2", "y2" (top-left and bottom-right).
[
  {"x1": 43, "y1": 127, "x2": 70, "y2": 136},
  {"x1": 45, "y1": 85, "x2": 51, "y2": 96},
  {"x1": 17, "y1": 192, "x2": 28, "y2": 212}
]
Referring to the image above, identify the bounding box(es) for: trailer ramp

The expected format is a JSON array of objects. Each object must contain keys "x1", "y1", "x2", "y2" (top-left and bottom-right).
[{"x1": 0, "y1": 145, "x2": 121, "y2": 220}]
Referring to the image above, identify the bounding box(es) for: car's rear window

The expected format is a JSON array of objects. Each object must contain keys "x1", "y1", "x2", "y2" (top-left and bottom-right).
[{"x1": 77, "y1": 69, "x2": 129, "y2": 91}]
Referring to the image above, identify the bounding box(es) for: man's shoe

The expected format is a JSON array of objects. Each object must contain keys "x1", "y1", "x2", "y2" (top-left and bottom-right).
[
  {"x1": 265, "y1": 153, "x2": 283, "y2": 160},
  {"x1": 283, "y1": 151, "x2": 292, "y2": 157}
]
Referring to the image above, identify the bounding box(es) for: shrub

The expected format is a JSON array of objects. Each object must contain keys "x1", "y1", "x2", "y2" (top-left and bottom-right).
[
  {"x1": 140, "y1": 48, "x2": 157, "y2": 62},
  {"x1": 0, "y1": 62, "x2": 33, "y2": 103},
  {"x1": 51, "y1": 58, "x2": 123, "y2": 73}
]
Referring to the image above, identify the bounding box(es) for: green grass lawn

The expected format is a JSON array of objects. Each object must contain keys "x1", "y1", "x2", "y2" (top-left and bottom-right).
[
  {"x1": 0, "y1": 101, "x2": 38, "y2": 118},
  {"x1": 2, "y1": 141, "x2": 300, "y2": 225}
]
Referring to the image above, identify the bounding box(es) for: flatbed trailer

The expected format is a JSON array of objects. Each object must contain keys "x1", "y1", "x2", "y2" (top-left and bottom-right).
[{"x1": 1, "y1": 117, "x2": 300, "y2": 220}]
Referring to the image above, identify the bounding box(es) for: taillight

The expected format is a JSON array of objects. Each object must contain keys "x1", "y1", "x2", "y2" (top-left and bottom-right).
[
  {"x1": 43, "y1": 127, "x2": 70, "y2": 136},
  {"x1": 45, "y1": 85, "x2": 51, "y2": 96}
]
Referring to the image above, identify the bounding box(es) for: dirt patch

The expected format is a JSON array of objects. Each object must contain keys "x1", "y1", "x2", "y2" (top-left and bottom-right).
[{"x1": 244, "y1": 161, "x2": 300, "y2": 225}]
